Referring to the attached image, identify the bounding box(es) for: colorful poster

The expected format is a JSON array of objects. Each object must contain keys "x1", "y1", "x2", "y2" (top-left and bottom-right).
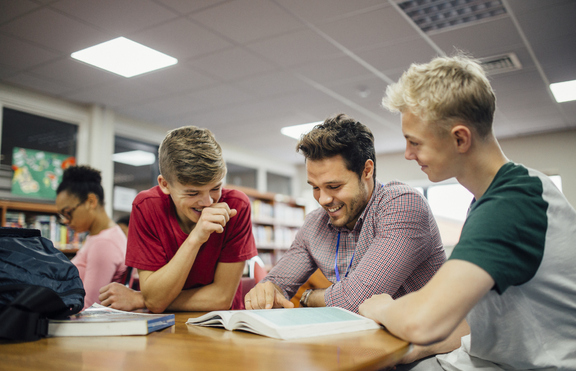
[{"x1": 11, "y1": 147, "x2": 75, "y2": 200}]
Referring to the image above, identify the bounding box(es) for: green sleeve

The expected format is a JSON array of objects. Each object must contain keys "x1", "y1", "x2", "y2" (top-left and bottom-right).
[{"x1": 449, "y1": 170, "x2": 547, "y2": 294}]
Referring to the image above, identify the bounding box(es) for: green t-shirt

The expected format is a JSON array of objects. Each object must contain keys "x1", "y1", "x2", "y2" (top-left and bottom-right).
[{"x1": 449, "y1": 162, "x2": 548, "y2": 294}]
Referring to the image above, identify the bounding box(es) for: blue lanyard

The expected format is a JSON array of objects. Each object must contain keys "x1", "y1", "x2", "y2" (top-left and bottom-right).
[{"x1": 334, "y1": 231, "x2": 355, "y2": 282}]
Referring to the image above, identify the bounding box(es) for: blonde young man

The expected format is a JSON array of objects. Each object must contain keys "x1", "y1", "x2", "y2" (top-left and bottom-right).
[
  {"x1": 359, "y1": 55, "x2": 576, "y2": 369},
  {"x1": 99, "y1": 126, "x2": 257, "y2": 313}
]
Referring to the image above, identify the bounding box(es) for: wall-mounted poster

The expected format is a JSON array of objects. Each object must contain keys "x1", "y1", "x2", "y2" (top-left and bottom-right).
[{"x1": 11, "y1": 147, "x2": 76, "y2": 200}]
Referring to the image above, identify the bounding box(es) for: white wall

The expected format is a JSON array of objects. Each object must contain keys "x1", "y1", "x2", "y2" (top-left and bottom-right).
[{"x1": 375, "y1": 129, "x2": 576, "y2": 208}]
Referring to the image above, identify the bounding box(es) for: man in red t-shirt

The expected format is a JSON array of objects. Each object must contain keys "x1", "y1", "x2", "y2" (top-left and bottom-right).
[{"x1": 99, "y1": 126, "x2": 257, "y2": 312}]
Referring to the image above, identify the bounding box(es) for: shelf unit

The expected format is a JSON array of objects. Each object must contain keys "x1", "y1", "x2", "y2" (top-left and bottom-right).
[
  {"x1": 0, "y1": 199, "x2": 82, "y2": 255},
  {"x1": 226, "y1": 185, "x2": 305, "y2": 270}
]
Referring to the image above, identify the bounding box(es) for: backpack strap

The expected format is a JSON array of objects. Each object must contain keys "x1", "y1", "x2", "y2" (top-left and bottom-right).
[{"x1": 0, "y1": 285, "x2": 69, "y2": 341}]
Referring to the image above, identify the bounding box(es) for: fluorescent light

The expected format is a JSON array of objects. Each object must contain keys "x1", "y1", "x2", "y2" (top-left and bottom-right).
[
  {"x1": 71, "y1": 37, "x2": 177, "y2": 78},
  {"x1": 113, "y1": 150, "x2": 156, "y2": 166},
  {"x1": 550, "y1": 79, "x2": 576, "y2": 103},
  {"x1": 281, "y1": 121, "x2": 322, "y2": 140}
]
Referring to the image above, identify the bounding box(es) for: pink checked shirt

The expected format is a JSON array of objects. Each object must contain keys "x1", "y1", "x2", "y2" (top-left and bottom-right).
[{"x1": 263, "y1": 180, "x2": 445, "y2": 313}]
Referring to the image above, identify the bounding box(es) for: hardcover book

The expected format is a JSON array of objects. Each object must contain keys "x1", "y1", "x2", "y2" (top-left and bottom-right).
[
  {"x1": 48, "y1": 304, "x2": 175, "y2": 337},
  {"x1": 186, "y1": 307, "x2": 381, "y2": 340}
]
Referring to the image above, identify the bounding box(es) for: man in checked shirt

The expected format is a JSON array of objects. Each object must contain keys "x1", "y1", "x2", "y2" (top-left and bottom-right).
[{"x1": 244, "y1": 113, "x2": 446, "y2": 313}]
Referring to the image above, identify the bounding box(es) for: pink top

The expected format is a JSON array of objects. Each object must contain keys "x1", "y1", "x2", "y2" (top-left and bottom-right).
[{"x1": 72, "y1": 225, "x2": 128, "y2": 309}]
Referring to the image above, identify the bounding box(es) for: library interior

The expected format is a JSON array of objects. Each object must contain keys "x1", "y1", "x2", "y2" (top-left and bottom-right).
[{"x1": 1, "y1": 1, "x2": 575, "y2": 370}]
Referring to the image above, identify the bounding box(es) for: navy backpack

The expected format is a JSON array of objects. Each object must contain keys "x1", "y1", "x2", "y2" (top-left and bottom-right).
[{"x1": 0, "y1": 227, "x2": 85, "y2": 341}]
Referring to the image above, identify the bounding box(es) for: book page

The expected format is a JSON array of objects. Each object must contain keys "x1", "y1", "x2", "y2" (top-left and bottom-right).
[
  {"x1": 248, "y1": 307, "x2": 367, "y2": 327},
  {"x1": 187, "y1": 311, "x2": 235, "y2": 328}
]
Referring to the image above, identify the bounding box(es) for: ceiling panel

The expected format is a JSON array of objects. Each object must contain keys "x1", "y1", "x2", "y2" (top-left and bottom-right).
[
  {"x1": 130, "y1": 64, "x2": 217, "y2": 95},
  {"x1": 430, "y1": 17, "x2": 524, "y2": 58},
  {"x1": 0, "y1": 0, "x2": 41, "y2": 24},
  {"x1": 26, "y1": 57, "x2": 119, "y2": 92},
  {"x1": 186, "y1": 46, "x2": 277, "y2": 81},
  {"x1": 52, "y1": 0, "x2": 177, "y2": 35},
  {"x1": 315, "y1": 5, "x2": 420, "y2": 52},
  {"x1": 357, "y1": 38, "x2": 438, "y2": 76},
  {"x1": 0, "y1": 0, "x2": 573, "y2": 166},
  {"x1": 246, "y1": 29, "x2": 344, "y2": 68},
  {"x1": 0, "y1": 7, "x2": 106, "y2": 53},
  {"x1": 274, "y1": 0, "x2": 386, "y2": 22},
  {"x1": 131, "y1": 18, "x2": 233, "y2": 61},
  {"x1": 189, "y1": 0, "x2": 304, "y2": 44},
  {"x1": 0, "y1": 34, "x2": 60, "y2": 70},
  {"x1": 153, "y1": 0, "x2": 232, "y2": 15}
]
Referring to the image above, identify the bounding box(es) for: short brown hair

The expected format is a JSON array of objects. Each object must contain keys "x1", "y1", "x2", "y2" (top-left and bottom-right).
[
  {"x1": 382, "y1": 53, "x2": 496, "y2": 139},
  {"x1": 158, "y1": 126, "x2": 226, "y2": 186},
  {"x1": 297, "y1": 113, "x2": 376, "y2": 179}
]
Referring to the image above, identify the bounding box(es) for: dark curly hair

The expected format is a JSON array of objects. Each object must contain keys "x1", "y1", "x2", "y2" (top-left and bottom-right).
[
  {"x1": 56, "y1": 165, "x2": 104, "y2": 205},
  {"x1": 296, "y1": 113, "x2": 376, "y2": 180}
]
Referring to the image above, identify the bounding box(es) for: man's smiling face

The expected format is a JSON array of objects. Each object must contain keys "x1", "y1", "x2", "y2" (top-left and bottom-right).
[{"x1": 307, "y1": 154, "x2": 373, "y2": 230}]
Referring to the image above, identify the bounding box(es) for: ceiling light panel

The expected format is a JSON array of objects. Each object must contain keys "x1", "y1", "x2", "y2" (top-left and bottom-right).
[
  {"x1": 397, "y1": 0, "x2": 508, "y2": 34},
  {"x1": 281, "y1": 122, "x2": 322, "y2": 140},
  {"x1": 71, "y1": 37, "x2": 177, "y2": 78},
  {"x1": 113, "y1": 150, "x2": 156, "y2": 166},
  {"x1": 550, "y1": 80, "x2": 576, "y2": 103}
]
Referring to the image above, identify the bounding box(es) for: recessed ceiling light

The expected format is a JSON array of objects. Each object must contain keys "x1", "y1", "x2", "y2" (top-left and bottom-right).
[
  {"x1": 113, "y1": 150, "x2": 156, "y2": 166},
  {"x1": 71, "y1": 37, "x2": 177, "y2": 78},
  {"x1": 281, "y1": 121, "x2": 323, "y2": 140},
  {"x1": 550, "y1": 79, "x2": 576, "y2": 103}
]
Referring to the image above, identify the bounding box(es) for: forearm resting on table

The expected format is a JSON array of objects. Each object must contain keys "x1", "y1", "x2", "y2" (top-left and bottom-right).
[
  {"x1": 368, "y1": 261, "x2": 493, "y2": 345},
  {"x1": 139, "y1": 269, "x2": 190, "y2": 313},
  {"x1": 166, "y1": 281, "x2": 238, "y2": 311},
  {"x1": 398, "y1": 320, "x2": 469, "y2": 364},
  {"x1": 138, "y1": 240, "x2": 203, "y2": 312}
]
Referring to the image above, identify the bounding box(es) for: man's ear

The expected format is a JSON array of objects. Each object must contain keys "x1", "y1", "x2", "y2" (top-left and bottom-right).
[
  {"x1": 452, "y1": 124, "x2": 472, "y2": 153},
  {"x1": 157, "y1": 175, "x2": 171, "y2": 195},
  {"x1": 363, "y1": 159, "x2": 374, "y2": 180}
]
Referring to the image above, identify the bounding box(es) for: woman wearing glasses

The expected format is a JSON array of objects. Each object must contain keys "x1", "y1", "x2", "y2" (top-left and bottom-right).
[{"x1": 55, "y1": 165, "x2": 128, "y2": 310}]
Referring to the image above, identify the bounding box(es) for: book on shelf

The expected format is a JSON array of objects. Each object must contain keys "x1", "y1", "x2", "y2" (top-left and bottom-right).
[
  {"x1": 3, "y1": 211, "x2": 86, "y2": 250},
  {"x1": 186, "y1": 307, "x2": 381, "y2": 340},
  {"x1": 47, "y1": 304, "x2": 175, "y2": 337}
]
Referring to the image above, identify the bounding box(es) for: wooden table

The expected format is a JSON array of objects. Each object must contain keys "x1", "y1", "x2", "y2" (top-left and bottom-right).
[{"x1": 0, "y1": 312, "x2": 411, "y2": 371}]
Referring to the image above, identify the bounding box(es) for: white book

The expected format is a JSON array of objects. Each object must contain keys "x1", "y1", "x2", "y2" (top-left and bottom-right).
[
  {"x1": 186, "y1": 307, "x2": 381, "y2": 340},
  {"x1": 47, "y1": 304, "x2": 175, "y2": 337}
]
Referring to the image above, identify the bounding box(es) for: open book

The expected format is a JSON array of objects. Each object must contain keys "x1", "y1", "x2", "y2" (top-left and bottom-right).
[
  {"x1": 47, "y1": 304, "x2": 175, "y2": 337},
  {"x1": 186, "y1": 307, "x2": 381, "y2": 340}
]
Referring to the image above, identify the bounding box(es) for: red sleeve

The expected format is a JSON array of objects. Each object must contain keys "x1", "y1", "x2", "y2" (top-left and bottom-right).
[{"x1": 218, "y1": 190, "x2": 258, "y2": 263}]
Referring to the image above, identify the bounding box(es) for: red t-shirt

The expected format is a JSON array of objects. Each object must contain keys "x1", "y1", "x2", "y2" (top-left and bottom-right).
[{"x1": 125, "y1": 186, "x2": 257, "y2": 310}]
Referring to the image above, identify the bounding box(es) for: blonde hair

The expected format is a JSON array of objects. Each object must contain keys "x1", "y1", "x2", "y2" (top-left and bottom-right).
[
  {"x1": 382, "y1": 54, "x2": 496, "y2": 138},
  {"x1": 158, "y1": 126, "x2": 226, "y2": 186}
]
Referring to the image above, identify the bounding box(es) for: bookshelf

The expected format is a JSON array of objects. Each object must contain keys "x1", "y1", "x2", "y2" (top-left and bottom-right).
[
  {"x1": 226, "y1": 185, "x2": 305, "y2": 270},
  {"x1": 0, "y1": 199, "x2": 84, "y2": 254}
]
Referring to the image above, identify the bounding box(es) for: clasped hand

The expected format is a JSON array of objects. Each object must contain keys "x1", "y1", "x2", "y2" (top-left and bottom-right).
[{"x1": 189, "y1": 203, "x2": 237, "y2": 244}]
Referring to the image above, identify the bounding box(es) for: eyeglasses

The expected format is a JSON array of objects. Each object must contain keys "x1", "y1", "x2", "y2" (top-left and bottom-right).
[{"x1": 58, "y1": 201, "x2": 84, "y2": 224}]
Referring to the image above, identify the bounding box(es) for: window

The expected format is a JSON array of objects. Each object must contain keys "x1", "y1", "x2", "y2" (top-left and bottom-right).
[
  {"x1": 267, "y1": 172, "x2": 291, "y2": 195},
  {"x1": 112, "y1": 136, "x2": 158, "y2": 220},
  {"x1": 226, "y1": 163, "x2": 257, "y2": 189},
  {"x1": 426, "y1": 183, "x2": 474, "y2": 255},
  {"x1": 421, "y1": 174, "x2": 563, "y2": 256}
]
